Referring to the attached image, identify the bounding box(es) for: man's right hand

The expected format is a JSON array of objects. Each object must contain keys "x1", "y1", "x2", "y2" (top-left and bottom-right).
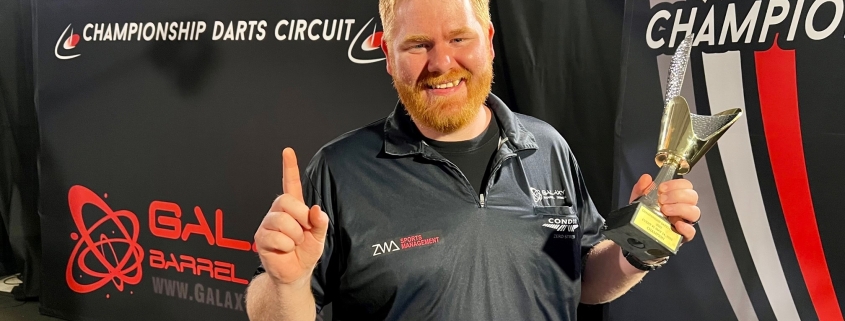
[{"x1": 254, "y1": 147, "x2": 330, "y2": 287}]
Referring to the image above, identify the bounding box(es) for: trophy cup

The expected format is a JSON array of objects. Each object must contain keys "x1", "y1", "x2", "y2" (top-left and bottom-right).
[{"x1": 603, "y1": 35, "x2": 743, "y2": 261}]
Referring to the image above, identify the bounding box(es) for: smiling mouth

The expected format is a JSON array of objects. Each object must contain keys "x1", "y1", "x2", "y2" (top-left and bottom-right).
[{"x1": 426, "y1": 79, "x2": 463, "y2": 89}]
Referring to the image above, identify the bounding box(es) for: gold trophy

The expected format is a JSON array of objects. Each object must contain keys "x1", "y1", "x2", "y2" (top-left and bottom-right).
[{"x1": 603, "y1": 35, "x2": 743, "y2": 261}]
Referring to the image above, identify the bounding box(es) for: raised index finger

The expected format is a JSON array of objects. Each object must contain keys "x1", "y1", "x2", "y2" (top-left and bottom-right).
[{"x1": 282, "y1": 148, "x2": 304, "y2": 202}]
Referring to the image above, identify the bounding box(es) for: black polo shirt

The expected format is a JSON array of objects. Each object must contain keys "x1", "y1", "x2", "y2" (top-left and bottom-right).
[{"x1": 264, "y1": 94, "x2": 605, "y2": 320}]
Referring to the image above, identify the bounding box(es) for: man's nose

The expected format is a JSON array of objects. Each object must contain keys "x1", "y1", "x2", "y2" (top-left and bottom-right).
[{"x1": 427, "y1": 46, "x2": 454, "y2": 75}]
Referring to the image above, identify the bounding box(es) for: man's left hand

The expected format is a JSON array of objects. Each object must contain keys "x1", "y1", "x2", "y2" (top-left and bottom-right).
[{"x1": 630, "y1": 174, "x2": 700, "y2": 243}]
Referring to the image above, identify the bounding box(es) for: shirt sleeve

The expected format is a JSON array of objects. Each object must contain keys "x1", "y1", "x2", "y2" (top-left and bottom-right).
[
  {"x1": 303, "y1": 149, "x2": 341, "y2": 313},
  {"x1": 252, "y1": 149, "x2": 341, "y2": 314},
  {"x1": 568, "y1": 150, "x2": 607, "y2": 262}
]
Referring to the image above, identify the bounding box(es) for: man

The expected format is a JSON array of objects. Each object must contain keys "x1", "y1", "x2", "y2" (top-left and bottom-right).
[{"x1": 246, "y1": 0, "x2": 701, "y2": 319}]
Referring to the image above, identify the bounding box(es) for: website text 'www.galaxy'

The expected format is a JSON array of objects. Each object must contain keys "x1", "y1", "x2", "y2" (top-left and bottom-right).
[{"x1": 151, "y1": 276, "x2": 244, "y2": 312}]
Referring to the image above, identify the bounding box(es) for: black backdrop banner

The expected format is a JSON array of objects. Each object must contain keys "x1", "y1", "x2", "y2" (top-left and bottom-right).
[
  {"x1": 611, "y1": 0, "x2": 845, "y2": 320},
  {"x1": 36, "y1": 0, "x2": 396, "y2": 320},
  {"x1": 33, "y1": 0, "x2": 626, "y2": 320},
  {"x1": 0, "y1": 0, "x2": 41, "y2": 300}
]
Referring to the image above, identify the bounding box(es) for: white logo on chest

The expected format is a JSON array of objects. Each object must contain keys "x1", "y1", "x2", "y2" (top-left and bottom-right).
[
  {"x1": 371, "y1": 240, "x2": 401, "y2": 256},
  {"x1": 530, "y1": 187, "x2": 567, "y2": 204},
  {"x1": 542, "y1": 217, "x2": 579, "y2": 232}
]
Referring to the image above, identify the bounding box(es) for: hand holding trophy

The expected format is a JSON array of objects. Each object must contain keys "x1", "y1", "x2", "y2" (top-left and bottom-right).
[{"x1": 604, "y1": 35, "x2": 743, "y2": 262}]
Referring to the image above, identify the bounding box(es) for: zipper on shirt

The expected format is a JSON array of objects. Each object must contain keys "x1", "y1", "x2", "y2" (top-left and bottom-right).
[
  {"x1": 421, "y1": 139, "x2": 517, "y2": 209},
  {"x1": 479, "y1": 136, "x2": 513, "y2": 209},
  {"x1": 479, "y1": 152, "x2": 517, "y2": 209}
]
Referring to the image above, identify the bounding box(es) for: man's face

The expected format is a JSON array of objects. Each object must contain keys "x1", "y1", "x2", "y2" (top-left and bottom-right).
[{"x1": 384, "y1": 0, "x2": 495, "y2": 134}]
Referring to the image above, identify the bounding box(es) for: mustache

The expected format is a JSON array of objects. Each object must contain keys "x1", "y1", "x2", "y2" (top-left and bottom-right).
[{"x1": 416, "y1": 69, "x2": 473, "y2": 88}]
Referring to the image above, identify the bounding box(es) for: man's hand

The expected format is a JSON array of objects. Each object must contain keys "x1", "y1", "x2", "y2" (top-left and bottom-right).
[
  {"x1": 254, "y1": 148, "x2": 330, "y2": 287},
  {"x1": 629, "y1": 174, "x2": 700, "y2": 242}
]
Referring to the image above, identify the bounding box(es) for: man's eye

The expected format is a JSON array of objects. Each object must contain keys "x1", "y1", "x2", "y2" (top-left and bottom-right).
[
  {"x1": 452, "y1": 38, "x2": 465, "y2": 43},
  {"x1": 412, "y1": 43, "x2": 427, "y2": 49}
]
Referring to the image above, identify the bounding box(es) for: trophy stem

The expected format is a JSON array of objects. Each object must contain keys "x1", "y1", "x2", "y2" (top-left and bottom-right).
[{"x1": 640, "y1": 162, "x2": 679, "y2": 208}]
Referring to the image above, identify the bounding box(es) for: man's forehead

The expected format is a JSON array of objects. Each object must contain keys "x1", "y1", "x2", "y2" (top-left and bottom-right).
[
  {"x1": 394, "y1": 0, "x2": 475, "y2": 23},
  {"x1": 393, "y1": 0, "x2": 480, "y2": 35}
]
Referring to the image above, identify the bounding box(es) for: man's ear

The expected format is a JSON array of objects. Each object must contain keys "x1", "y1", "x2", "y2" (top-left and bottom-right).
[
  {"x1": 487, "y1": 23, "x2": 495, "y2": 59},
  {"x1": 381, "y1": 38, "x2": 392, "y2": 75}
]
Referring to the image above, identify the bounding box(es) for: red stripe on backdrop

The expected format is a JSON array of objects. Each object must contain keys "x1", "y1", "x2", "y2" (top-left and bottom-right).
[{"x1": 755, "y1": 36, "x2": 844, "y2": 321}]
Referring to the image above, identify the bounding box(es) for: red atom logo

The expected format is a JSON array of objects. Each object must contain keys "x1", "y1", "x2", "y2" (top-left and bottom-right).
[{"x1": 66, "y1": 185, "x2": 144, "y2": 293}]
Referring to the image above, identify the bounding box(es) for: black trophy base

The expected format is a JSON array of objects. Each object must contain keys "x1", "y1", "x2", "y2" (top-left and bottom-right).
[{"x1": 604, "y1": 202, "x2": 683, "y2": 261}]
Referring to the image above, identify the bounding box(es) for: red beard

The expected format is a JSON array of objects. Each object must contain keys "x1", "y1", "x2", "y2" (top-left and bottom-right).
[{"x1": 392, "y1": 62, "x2": 493, "y2": 134}]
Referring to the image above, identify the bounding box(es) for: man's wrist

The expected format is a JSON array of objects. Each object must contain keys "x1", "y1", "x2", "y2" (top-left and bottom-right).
[{"x1": 266, "y1": 272, "x2": 313, "y2": 291}]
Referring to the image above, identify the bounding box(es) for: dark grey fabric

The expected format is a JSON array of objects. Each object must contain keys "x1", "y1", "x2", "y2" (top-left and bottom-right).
[
  {"x1": 294, "y1": 94, "x2": 606, "y2": 320},
  {"x1": 0, "y1": 0, "x2": 41, "y2": 300}
]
